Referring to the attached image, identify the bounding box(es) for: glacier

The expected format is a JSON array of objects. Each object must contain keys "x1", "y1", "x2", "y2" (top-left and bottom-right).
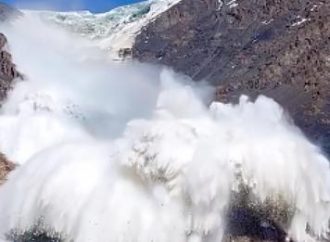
[{"x1": 24, "y1": 0, "x2": 182, "y2": 60}]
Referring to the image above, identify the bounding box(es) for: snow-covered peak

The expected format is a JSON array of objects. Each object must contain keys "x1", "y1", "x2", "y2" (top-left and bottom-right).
[{"x1": 24, "y1": 0, "x2": 182, "y2": 59}]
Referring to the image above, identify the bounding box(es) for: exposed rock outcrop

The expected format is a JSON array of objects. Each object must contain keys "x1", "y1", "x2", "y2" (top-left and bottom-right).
[
  {"x1": 0, "y1": 2, "x2": 22, "y2": 103},
  {"x1": 132, "y1": 0, "x2": 330, "y2": 155},
  {"x1": 0, "y1": 33, "x2": 21, "y2": 101},
  {"x1": 0, "y1": 3, "x2": 20, "y2": 186},
  {"x1": 0, "y1": 153, "x2": 15, "y2": 185}
]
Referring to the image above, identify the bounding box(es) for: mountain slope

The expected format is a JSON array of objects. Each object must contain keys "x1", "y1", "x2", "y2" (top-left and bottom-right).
[
  {"x1": 1, "y1": 0, "x2": 329, "y2": 155},
  {"x1": 2, "y1": 0, "x2": 329, "y2": 165},
  {"x1": 132, "y1": 0, "x2": 330, "y2": 155},
  {"x1": 0, "y1": 1, "x2": 329, "y2": 241}
]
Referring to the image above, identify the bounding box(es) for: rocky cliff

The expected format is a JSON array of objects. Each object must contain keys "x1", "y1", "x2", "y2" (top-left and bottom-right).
[
  {"x1": 0, "y1": 3, "x2": 19, "y2": 190},
  {"x1": 0, "y1": 2, "x2": 22, "y2": 103},
  {"x1": 0, "y1": 33, "x2": 22, "y2": 102},
  {"x1": 132, "y1": 0, "x2": 330, "y2": 155}
]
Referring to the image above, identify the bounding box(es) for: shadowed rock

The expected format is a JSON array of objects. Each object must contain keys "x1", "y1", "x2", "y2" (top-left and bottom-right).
[
  {"x1": 0, "y1": 153, "x2": 15, "y2": 185},
  {"x1": 0, "y1": 2, "x2": 23, "y2": 103},
  {"x1": 0, "y1": 33, "x2": 22, "y2": 101},
  {"x1": 224, "y1": 207, "x2": 290, "y2": 242},
  {"x1": 7, "y1": 229, "x2": 62, "y2": 242},
  {"x1": 221, "y1": 180, "x2": 295, "y2": 242}
]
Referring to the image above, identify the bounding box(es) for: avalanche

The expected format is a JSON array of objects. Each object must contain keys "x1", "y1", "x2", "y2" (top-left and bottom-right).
[{"x1": 0, "y1": 6, "x2": 330, "y2": 242}]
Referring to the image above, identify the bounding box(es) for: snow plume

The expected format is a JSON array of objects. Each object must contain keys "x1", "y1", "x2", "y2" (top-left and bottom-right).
[
  {"x1": 0, "y1": 13, "x2": 161, "y2": 164},
  {"x1": 0, "y1": 12, "x2": 330, "y2": 242}
]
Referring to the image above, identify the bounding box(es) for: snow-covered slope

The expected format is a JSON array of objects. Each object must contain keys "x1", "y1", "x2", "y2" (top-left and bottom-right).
[{"x1": 24, "y1": 0, "x2": 182, "y2": 60}]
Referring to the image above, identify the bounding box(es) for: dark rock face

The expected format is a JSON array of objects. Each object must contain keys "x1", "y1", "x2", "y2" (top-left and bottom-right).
[
  {"x1": 7, "y1": 229, "x2": 62, "y2": 242},
  {"x1": 133, "y1": 0, "x2": 330, "y2": 155},
  {"x1": 0, "y1": 2, "x2": 22, "y2": 103},
  {"x1": 0, "y1": 153, "x2": 15, "y2": 185},
  {"x1": 0, "y1": 33, "x2": 21, "y2": 102},
  {"x1": 225, "y1": 207, "x2": 289, "y2": 242}
]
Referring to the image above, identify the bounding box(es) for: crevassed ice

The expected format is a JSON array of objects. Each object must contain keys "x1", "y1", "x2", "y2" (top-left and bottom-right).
[{"x1": 24, "y1": 0, "x2": 182, "y2": 58}]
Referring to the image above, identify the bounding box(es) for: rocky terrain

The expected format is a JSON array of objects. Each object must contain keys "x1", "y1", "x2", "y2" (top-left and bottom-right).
[
  {"x1": 0, "y1": 153, "x2": 14, "y2": 185},
  {"x1": 0, "y1": 32, "x2": 21, "y2": 101},
  {"x1": 132, "y1": 0, "x2": 330, "y2": 155},
  {"x1": 0, "y1": 2, "x2": 19, "y2": 191},
  {"x1": 0, "y1": 4, "x2": 21, "y2": 187},
  {"x1": 0, "y1": 3, "x2": 21, "y2": 102},
  {"x1": 0, "y1": 3, "x2": 20, "y2": 189}
]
